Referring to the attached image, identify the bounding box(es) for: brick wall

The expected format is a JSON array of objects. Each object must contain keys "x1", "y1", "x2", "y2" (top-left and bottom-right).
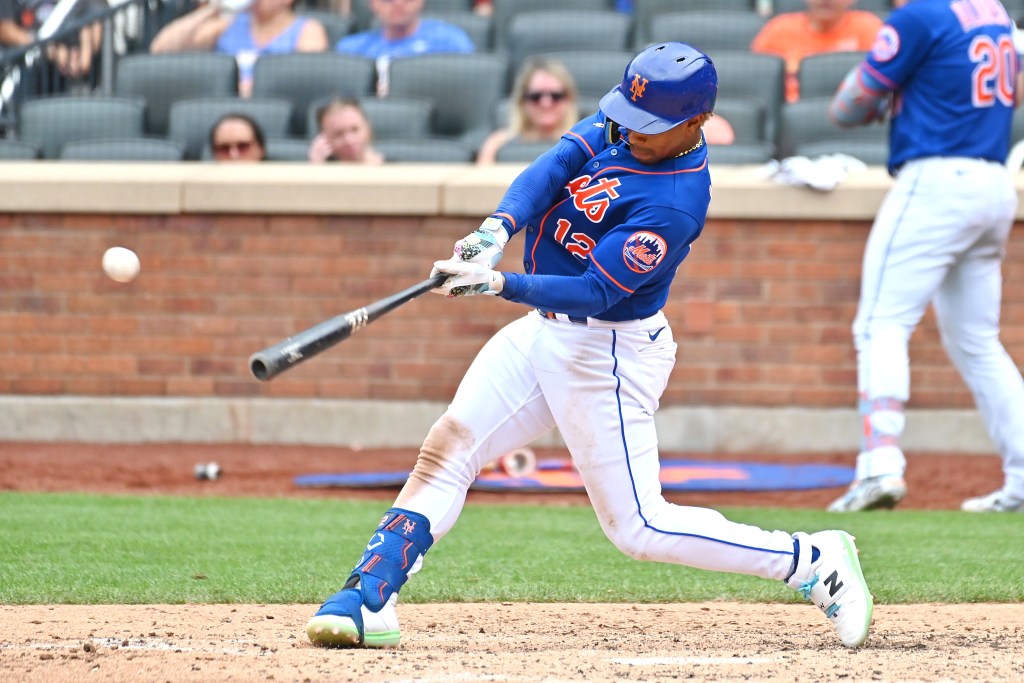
[{"x1": 3, "y1": 211, "x2": 1023, "y2": 409}]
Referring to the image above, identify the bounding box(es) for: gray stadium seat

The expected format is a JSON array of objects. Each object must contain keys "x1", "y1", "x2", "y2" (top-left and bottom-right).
[
  {"x1": 306, "y1": 96, "x2": 435, "y2": 142},
  {"x1": 507, "y1": 10, "x2": 631, "y2": 72},
  {"x1": 113, "y1": 53, "x2": 238, "y2": 136},
  {"x1": 713, "y1": 98, "x2": 768, "y2": 145},
  {"x1": 376, "y1": 138, "x2": 475, "y2": 163},
  {"x1": 777, "y1": 97, "x2": 888, "y2": 159},
  {"x1": 60, "y1": 137, "x2": 186, "y2": 161},
  {"x1": 494, "y1": 140, "x2": 556, "y2": 164},
  {"x1": 793, "y1": 139, "x2": 889, "y2": 166},
  {"x1": 265, "y1": 138, "x2": 312, "y2": 162},
  {"x1": 633, "y1": 0, "x2": 756, "y2": 47},
  {"x1": 168, "y1": 96, "x2": 292, "y2": 160},
  {"x1": 706, "y1": 142, "x2": 775, "y2": 165},
  {"x1": 251, "y1": 53, "x2": 376, "y2": 137},
  {"x1": 646, "y1": 11, "x2": 766, "y2": 54},
  {"x1": 388, "y1": 53, "x2": 509, "y2": 151},
  {"x1": 18, "y1": 96, "x2": 146, "y2": 159},
  {"x1": 0, "y1": 139, "x2": 40, "y2": 159},
  {"x1": 797, "y1": 51, "x2": 867, "y2": 100},
  {"x1": 424, "y1": 11, "x2": 492, "y2": 51},
  {"x1": 711, "y1": 50, "x2": 786, "y2": 145},
  {"x1": 491, "y1": 0, "x2": 615, "y2": 50}
]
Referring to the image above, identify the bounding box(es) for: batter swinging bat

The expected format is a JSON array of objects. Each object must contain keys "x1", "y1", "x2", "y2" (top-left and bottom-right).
[{"x1": 249, "y1": 272, "x2": 448, "y2": 382}]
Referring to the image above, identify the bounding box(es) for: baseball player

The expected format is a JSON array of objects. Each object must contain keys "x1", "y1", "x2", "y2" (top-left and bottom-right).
[
  {"x1": 306, "y1": 43, "x2": 874, "y2": 650},
  {"x1": 827, "y1": 0, "x2": 1024, "y2": 513}
]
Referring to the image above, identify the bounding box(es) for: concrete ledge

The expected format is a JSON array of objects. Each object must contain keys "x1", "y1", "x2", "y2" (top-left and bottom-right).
[{"x1": 0, "y1": 396, "x2": 996, "y2": 455}]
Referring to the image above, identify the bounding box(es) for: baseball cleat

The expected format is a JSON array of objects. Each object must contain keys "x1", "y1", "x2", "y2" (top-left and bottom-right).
[
  {"x1": 960, "y1": 489, "x2": 1024, "y2": 512},
  {"x1": 788, "y1": 530, "x2": 873, "y2": 648},
  {"x1": 827, "y1": 475, "x2": 906, "y2": 512},
  {"x1": 307, "y1": 590, "x2": 400, "y2": 648}
]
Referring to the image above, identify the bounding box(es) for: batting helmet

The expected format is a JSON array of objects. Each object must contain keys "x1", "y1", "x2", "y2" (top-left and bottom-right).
[{"x1": 599, "y1": 42, "x2": 717, "y2": 135}]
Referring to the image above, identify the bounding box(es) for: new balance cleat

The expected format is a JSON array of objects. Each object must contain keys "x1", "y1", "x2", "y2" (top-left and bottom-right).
[
  {"x1": 961, "y1": 489, "x2": 1024, "y2": 512},
  {"x1": 306, "y1": 589, "x2": 400, "y2": 648},
  {"x1": 788, "y1": 530, "x2": 873, "y2": 648},
  {"x1": 828, "y1": 475, "x2": 906, "y2": 512}
]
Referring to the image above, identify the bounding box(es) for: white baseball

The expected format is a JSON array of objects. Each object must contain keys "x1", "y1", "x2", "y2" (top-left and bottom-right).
[{"x1": 102, "y1": 246, "x2": 140, "y2": 283}]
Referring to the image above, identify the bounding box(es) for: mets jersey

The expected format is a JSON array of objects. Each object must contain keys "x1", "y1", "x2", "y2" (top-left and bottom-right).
[
  {"x1": 496, "y1": 114, "x2": 712, "y2": 322},
  {"x1": 863, "y1": 0, "x2": 1018, "y2": 172}
]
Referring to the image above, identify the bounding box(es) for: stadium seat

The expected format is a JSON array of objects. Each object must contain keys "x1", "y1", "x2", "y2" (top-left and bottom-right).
[
  {"x1": 632, "y1": 0, "x2": 756, "y2": 47},
  {"x1": 388, "y1": 53, "x2": 509, "y2": 150},
  {"x1": 60, "y1": 137, "x2": 186, "y2": 161},
  {"x1": 265, "y1": 138, "x2": 313, "y2": 162},
  {"x1": 0, "y1": 139, "x2": 40, "y2": 159},
  {"x1": 506, "y1": 10, "x2": 631, "y2": 72},
  {"x1": 18, "y1": 96, "x2": 146, "y2": 159},
  {"x1": 113, "y1": 53, "x2": 238, "y2": 136},
  {"x1": 376, "y1": 138, "x2": 475, "y2": 163},
  {"x1": 793, "y1": 139, "x2": 889, "y2": 166},
  {"x1": 491, "y1": 0, "x2": 615, "y2": 51},
  {"x1": 646, "y1": 11, "x2": 766, "y2": 54},
  {"x1": 494, "y1": 140, "x2": 556, "y2": 164},
  {"x1": 306, "y1": 96, "x2": 435, "y2": 142},
  {"x1": 424, "y1": 10, "x2": 492, "y2": 51},
  {"x1": 251, "y1": 53, "x2": 376, "y2": 137},
  {"x1": 167, "y1": 96, "x2": 292, "y2": 160},
  {"x1": 797, "y1": 51, "x2": 867, "y2": 100},
  {"x1": 713, "y1": 97, "x2": 768, "y2": 145},
  {"x1": 706, "y1": 142, "x2": 775, "y2": 165},
  {"x1": 711, "y1": 50, "x2": 786, "y2": 145},
  {"x1": 777, "y1": 97, "x2": 888, "y2": 159}
]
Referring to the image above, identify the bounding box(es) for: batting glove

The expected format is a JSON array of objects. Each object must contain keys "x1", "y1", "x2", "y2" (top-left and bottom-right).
[
  {"x1": 430, "y1": 259, "x2": 504, "y2": 297},
  {"x1": 452, "y1": 216, "x2": 509, "y2": 268}
]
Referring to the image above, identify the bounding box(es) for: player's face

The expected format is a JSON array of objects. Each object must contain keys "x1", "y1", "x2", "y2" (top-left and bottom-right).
[
  {"x1": 626, "y1": 119, "x2": 701, "y2": 165},
  {"x1": 321, "y1": 106, "x2": 373, "y2": 162}
]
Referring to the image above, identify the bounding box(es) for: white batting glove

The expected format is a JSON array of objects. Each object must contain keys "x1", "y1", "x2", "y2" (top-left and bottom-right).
[
  {"x1": 452, "y1": 216, "x2": 509, "y2": 268},
  {"x1": 430, "y1": 259, "x2": 504, "y2": 297}
]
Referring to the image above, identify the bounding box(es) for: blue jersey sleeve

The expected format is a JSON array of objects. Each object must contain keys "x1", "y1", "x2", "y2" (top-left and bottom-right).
[{"x1": 862, "y1": 6, "x2": 933, "y2": 90}]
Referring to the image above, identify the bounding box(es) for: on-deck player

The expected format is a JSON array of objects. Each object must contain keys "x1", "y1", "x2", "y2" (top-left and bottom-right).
[
  {"x1": 306, "y1": 42, "x2": 874, "y2": 650},
  {"x1": 827, "y1": 0, "x2": 1024, "y2": 513}
]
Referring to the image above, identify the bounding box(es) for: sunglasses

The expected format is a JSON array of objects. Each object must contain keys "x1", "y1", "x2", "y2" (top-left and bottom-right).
[
  {"x1": 524, "y1": 90, "x2": 568, "y2": 104},
  {"x1": 213, "y1": 140, "x2": 255, "y2": 156}
]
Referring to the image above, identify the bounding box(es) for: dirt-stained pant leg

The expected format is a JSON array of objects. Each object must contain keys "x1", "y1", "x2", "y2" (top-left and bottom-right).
[
  {"x1": 395, "y1": 314, "x2": 557, "y2": 539},
  {"x1": 532, "y1": 315, "x2": 796, "y2": 581}
]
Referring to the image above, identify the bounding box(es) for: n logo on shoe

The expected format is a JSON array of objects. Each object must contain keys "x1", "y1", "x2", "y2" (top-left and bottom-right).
[{"x1": 824, "y1": 569, "x2": 844, "y2": 597}]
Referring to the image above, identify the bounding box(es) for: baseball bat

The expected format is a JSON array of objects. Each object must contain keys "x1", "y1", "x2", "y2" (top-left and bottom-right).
[{"x1": 249, "y1": 272, "x2": 448, "y2": 382}]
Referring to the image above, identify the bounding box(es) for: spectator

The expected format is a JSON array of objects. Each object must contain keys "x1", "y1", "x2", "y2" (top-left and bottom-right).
[
  {"x1": 1, "y1": 0, "x2": 106, "y2": 82},
  {"x1": 308, "y1": 97, "x2": 384, "y2": 164},
  {"x1": 150, "y1": 0, "x2": 329, "y2": 97},
  {"x1": 476, "y1": 58, "x2": 579, "y2": 165},
  {"x1": 336, "y1": 0, "x2": 474, "y2": 95},
  {"x1": 750, "y1": 0, "x2": 883, "y2": 102},
  {"x1": 210, "y1": 113, "x2": 267, "y2": 162}
]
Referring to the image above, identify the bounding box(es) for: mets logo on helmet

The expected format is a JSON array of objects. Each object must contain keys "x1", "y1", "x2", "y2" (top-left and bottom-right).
[
  {"x1": 623, "y1": 231, "x2": 667, "y2": 273},
  {"x1": 630, "y1": 74, "x2": 648, "y2": 101}
]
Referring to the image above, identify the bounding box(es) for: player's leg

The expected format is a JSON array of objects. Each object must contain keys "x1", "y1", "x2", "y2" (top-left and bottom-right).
[
  {"x1": 537, "y1": 320, "x2": 872, "y2": 647},
  {"x1": 933, "y1": 164, "x2": 1024, "y2": 513},
  {"x1": 308, "y1": 315, "x2": 557, "y2": 647},
  {"x1": 831, "y1": 160, "x2": 964, "y2": 511}
]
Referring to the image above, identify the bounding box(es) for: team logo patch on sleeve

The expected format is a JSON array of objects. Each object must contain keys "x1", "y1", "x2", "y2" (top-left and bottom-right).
[
  {"x1": 871, "y1": 26, "x2": 899, "y2": 62},
  {"x1": 623, "y1": 231, "x2": 667, "y2": 273}
]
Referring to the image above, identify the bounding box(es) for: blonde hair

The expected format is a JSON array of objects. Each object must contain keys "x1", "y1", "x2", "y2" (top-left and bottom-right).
[{"x1": 508, "y1": 58, "x2": 579, "y2": 138}]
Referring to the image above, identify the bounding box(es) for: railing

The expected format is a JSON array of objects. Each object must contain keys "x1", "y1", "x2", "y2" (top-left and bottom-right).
[{"x1": 0, "y1": 0, "x2": 188, "y2": 135}]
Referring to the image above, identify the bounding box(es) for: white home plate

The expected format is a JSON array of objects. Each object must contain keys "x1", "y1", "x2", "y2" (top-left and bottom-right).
[{"x1": 611, "y1": 656, "x2": 776, "y2": 665}]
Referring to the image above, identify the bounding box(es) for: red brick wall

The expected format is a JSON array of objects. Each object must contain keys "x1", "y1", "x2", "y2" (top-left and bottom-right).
[{"x1": 3, "y1": 211, "x2": 1022, "y2": 409}]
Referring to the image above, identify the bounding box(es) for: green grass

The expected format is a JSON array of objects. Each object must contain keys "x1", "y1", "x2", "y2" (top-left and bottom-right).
[{"x1": 1, "y1": 492, "x2": 1022, "y2": 605}]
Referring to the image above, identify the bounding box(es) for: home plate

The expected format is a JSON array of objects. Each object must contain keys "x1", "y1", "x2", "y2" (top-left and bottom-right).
[{"x1": 610, "y1": 656, "x2": 776, "y2": 665}]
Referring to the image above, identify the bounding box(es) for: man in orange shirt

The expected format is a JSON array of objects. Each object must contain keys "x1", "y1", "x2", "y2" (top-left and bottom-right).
[{"x1": 751, "y1": 0, "x2": 883, "y2": 102}]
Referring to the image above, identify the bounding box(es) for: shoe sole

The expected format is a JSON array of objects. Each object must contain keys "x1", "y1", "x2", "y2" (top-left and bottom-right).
[
  {"x1": 306, "y1": 615, "x2": 401, "y2": 649},
  {"x1": 835, "y1": 531, "x2": 874, "y2": 648}
]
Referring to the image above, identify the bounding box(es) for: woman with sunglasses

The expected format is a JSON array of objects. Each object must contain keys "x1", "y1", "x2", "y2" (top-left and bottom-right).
[
  {"x1": 209, "y1": 113, "x2": 267, "y2": 163},
  {"x1": 476, "y1": 58, "x2": 579, "y2": 165}
]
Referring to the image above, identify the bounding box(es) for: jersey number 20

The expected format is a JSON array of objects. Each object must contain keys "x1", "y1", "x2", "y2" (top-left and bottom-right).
[{"x1": 971, "y1": 34, "x2": 1016, "y2": 107}]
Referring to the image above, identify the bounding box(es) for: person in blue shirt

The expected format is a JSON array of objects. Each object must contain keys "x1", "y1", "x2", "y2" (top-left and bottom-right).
[
  {"x1": 828, "y1": 0, "x2": 1024, "y2": 513},
  {"x1": 305, "y1": 42, "x2": 875, "y2": 653},
  {"x1": 335, "y1": 0, "x2": 473, "y2": 60}
]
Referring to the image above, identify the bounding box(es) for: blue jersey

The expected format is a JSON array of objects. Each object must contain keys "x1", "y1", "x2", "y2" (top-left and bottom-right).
[
  {"x1": 496, "y1": 114, "x2": 711, "y2": 322},
  {"x1": 862, "y1": 0, "x2": 1018, "y2": 172}
]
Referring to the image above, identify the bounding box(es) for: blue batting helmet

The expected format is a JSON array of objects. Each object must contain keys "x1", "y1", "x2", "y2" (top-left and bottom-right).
[{"x1": 599, "y1": 42, "x2": 717, "y2": 134}]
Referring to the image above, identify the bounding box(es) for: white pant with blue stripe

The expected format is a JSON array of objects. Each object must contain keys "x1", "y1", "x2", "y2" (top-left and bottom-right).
[{"x1": 395, "y1": 310, "x2": 797, "y2": 581}]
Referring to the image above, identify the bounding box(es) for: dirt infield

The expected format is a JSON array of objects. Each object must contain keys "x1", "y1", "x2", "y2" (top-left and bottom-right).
[{"x1": 1, "y1": 443, "x2": 1019, "y2": 682}]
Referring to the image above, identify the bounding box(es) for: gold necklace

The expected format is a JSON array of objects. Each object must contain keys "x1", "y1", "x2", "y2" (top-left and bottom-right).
[{"x1": 676, "y1": 136, "x2": 704, "y2": 158}]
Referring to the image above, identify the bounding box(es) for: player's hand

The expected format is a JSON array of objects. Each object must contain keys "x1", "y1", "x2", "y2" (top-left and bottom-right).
[
  {"x1": 429, "y1": 259, "x2": 504, "y2": 297},
  {"x1": 452, "y1": 216, "x2": 508, "y2": 268}
]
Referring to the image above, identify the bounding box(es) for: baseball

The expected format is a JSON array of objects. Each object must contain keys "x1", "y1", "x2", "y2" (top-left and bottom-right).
[{"x1": 102, "y1": 246, "x2": 140, "y2": 283}]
